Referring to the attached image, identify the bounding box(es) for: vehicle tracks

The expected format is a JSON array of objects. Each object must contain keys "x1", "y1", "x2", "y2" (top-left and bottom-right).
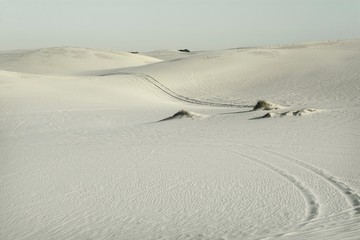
[
  {"x1": 100, "y1": 72, "x2": 252, "y2": 108},
  {"x1": 248, "y1": 145, "x2": 360, "y2": 214},
  {"x1": 207, "y1": 145, "x2": 320, "y2": 223}
]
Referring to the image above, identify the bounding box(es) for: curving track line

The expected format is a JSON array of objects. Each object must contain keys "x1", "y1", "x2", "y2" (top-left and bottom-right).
[
  {"x1": 101, "y1": 72, "x2": 252, "y2": 108},
  {"x1": 252, "y1": 146, "x2": 360, "y2": 214},
  {"x1": 213, "y1": 146, "x2": 320, "y2": 222}
]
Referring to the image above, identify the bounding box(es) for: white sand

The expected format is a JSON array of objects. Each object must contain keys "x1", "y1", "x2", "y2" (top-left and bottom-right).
[
  {"x1": 1, "y1": 40, "x2": 359, "y2": 240},
  {"x1": 0, "y1": 47, "x2": 161, "y2": 75}
]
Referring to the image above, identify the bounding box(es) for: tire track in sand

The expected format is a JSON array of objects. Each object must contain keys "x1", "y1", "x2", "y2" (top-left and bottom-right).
[
  {"x1": 216, "y1": 147, "x2": 320, "y2": 222},
  {"x1": 138, "y1": 73, "x2": 251, "y2": 108},
  {"x1": 100, "y1": 72, "x2": 252, "y2": 108},
  {"x1": 254, "y1": 147, "x2": 360, "y2": 214}
]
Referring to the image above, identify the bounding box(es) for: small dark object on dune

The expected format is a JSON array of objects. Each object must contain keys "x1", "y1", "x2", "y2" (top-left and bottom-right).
[
  {"x1": 178, "y1": 49, "x2": 190, "y2": 53},
  {"x1": 171, "y1": 110, "x2": 192, "y2": 118},
  {"x1": 293, "y1": 109, "x2": 316, "y2": 116},
  {"x1": 262, "y1": 113, "x2": 273, "y2": 118},
  {"x1": 253, "y1": 100, "x2": 275, "y2": 111},
  {"x1": 130, "y1": 51, "x2": 139, "y2": 54},
  {"x1": 249, "y1": 112, "x2": 274, "y2": 120},
  {"x1": 159, "y1": 110, "x2": 198, "y2": 122}
]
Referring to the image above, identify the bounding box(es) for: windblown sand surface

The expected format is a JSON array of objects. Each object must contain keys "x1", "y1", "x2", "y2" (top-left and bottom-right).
[{"x1": 1, "y1": 40, "x2": 359, "y2": 240}]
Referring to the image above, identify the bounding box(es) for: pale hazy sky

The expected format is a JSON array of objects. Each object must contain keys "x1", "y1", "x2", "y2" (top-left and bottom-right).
[{"x1": 1, "y1": 0, "x2": 359, "y2": 51}]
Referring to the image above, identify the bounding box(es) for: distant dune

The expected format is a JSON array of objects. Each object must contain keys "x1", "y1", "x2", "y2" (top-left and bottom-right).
[
  {"x1": 144, "y1": 49, "x2": 205, "y2": 61},
  {"x1": 0, "y1": 47, "x2": 161, "y2": 75}
]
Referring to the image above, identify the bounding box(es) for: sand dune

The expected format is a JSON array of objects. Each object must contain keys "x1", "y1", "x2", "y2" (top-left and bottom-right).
[
  {"x1": 0, "y1": 47, "x2": 161, "y2": 75},
  {"x1": 0, "y1": 40, "x2": 359, "y2": 240},
  {"x1": 117, "y1": 40, "x2": 360, "y2": 109},
  {"x1": 143, "y1": 49, "x2": 204, "y2": 61}
]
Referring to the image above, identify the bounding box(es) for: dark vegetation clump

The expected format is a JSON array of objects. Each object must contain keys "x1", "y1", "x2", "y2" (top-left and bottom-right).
[
  {"x1": 171, "y1": 110, "x2": 192, "y2": 118},
  {"x1": 130, "y1": 51, "x2": 139, "y2": 54},
  {"x1": 159, "y1": 110, "x2": 195, "y2": 122},
  {"x1": 178, "y1": 49, "x2": 190, "y2": 53},
  {"x1": 262, "y1": 112, "x2": 273, "y2": 118},
  {"x1": 253, "y1": 100, "x2": 273, "y2": 111}
]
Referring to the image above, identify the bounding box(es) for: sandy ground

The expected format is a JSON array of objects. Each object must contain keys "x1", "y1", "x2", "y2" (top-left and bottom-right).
[{"x1": 1, "y1": 40, "x2": 359, "y2": 240}]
